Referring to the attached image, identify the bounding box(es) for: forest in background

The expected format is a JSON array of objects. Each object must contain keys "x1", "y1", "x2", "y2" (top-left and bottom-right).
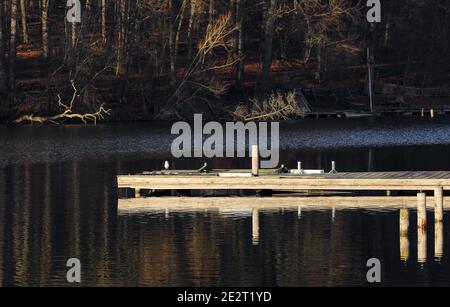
[{"x1": 0, "y1": 0, "x2": 449, "y2": 123}]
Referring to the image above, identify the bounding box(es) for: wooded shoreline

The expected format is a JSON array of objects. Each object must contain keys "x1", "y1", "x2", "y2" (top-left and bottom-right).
[{"x1": 0, "y1": 1, "x2": 449, "y2": 123}]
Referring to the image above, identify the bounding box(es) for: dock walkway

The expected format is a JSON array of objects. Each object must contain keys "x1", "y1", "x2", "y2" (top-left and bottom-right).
[{"x1": 118, "y1": 171, "x2": 450, "y2": 192}]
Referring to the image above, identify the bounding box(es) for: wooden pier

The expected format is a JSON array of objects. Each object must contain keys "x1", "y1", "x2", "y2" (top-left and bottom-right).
[{"x1": 118, "y1": 171, "x2": 450, "y2": 194}]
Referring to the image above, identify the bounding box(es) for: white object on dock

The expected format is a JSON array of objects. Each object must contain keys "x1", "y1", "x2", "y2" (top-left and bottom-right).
[
  {"x1": 218, "y1": 173, "x2": 253, "y2": 177},
  {"x1": 297, "y1": 162, "x2": 304, "y2": 174},
  {"x1": 329, "y1": 161, "x2": 337, "y2": 174},
  {"x1": 164, "y1": 161, "x2": 170, "y2": 170},
  {"x1": 290, "y1": 169, "x2": 325, "y2": 175}
]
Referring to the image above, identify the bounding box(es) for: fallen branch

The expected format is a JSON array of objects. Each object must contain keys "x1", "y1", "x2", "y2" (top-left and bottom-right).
[
  {"x1": 14, "y1": 81, "x2": 110, "y2": 125},
  {"x1": 233, "y1": 91, "x2": 303, "y2": 121}
]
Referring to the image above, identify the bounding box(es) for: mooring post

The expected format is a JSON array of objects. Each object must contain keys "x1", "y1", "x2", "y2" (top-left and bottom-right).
[
  {"x1": 430, "y1": 108, "x2": 435, "y2": 119},
  {"x1": 417, "y1": 192, "x2": 427, "y2": 263},
  {"x1": 329, "y1": 161, "x2": 337, "y2": 174},
  {"x1": 297, "y1": 161, "x2": 303, "y2": 174},
  {"x1": 417, "y1": 192, "x2": 427, "y2": 230},
  {"x1": 252, "y1": 145, "x2": 259, "y2": 176},
  {"x1": 434, "y1": 187, "x2": 444, "y2": 222},
  {"x1": 135, "y1": 188, "x2": 141, "y2": 198},
  {"x1": 399, "y1": 208, "x2": 409, "y2": 262},
  {"x1": 252, "y1": 208, "x2": 260, "y2": 245},
  {"x1": 435, "y1": 221, "x2": 444, "y2": 261}
]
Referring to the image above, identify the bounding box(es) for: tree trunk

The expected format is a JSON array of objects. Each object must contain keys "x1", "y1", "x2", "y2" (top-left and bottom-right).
[
  {"x1": 10, "y1": 0, "x2": 19, "y2": 95},
  {"x1": 208, "y1": 0, "x2": 215, "y2": 27},
  {"x1": 174, "y1": 0, "x2": 187, "y2": 66},
  {"x1": 235, "y1": 0, "x2": 244, "y2": 90},
  {"x1": 261, "y1": 0, "x2": 276, "y2": 93},
  {"x1": 168, "y1": 0, "x2": 176, "y2": 87},
  {"x1": 116, "y1": 0, "x2": 127, "y2": 76},
  {"x1": 72, "y1": 14, "x2": 77, "y2": 48},
  {"x1": 187, "y1": 0, "x2": 197, "y2": 61},
  {"x1": 101, "y1": 0, "x2": 107, "y2": 44},
  {"x1": 20, "y1": 0, "x2": 29, "y2": 44},
  {"x1": 42, "y1": 0, "x2": 50, "y2": 59},
  {"x1": 0, "y1": 0, "x2": 8, "y2": 106}
]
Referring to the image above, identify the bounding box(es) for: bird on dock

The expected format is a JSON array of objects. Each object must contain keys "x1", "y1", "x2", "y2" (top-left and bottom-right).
[{"x1": 164, "y1": 161, "x2": 170, "y2": 170}]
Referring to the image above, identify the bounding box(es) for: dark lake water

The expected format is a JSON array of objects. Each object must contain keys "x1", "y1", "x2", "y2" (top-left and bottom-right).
[{"x1": 1, "y1": 117, "x2": 450, "y2": 286}]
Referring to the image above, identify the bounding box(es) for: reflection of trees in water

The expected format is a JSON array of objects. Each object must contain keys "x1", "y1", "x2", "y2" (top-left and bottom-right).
[
  {"x1": 0, "y1": 161, "x2": 117, "y2": 286},
  {"x1": 0, "y1": 167, "x2": 5, "y2": 286},
  {"x1": 112, "y1": 210, "x2": 367, "y2": 286},
  {"x1": 1, "y1": 158, "x2": 446, "y2": 286}
]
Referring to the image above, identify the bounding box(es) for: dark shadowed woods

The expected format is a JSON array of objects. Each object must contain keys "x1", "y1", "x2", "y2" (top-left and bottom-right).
[{"x1": 0, "y1": 0, "x2": 449, "y2": 123}]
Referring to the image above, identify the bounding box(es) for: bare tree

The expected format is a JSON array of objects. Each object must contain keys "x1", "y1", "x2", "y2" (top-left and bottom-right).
[
  {"x1": 234, "y1": 0, "x2": 244, "y2": 89},
  {"x1": 208, "y1": 0, "x2": 216, "y2": 27},
  {"x1": 0, "y1": 0, "x2": 7, "y2": 110},
  {"x1": 41, "y1": 0, "x2": 50, "y2": 58},
  {"x1": 101, "y1": 0, "x2": 107, "y2": 44},
  {"x1": 187, "y1": 0, "x2": 198, "y2": 61},
  {"x1": 20, "y1": 0, "x2": 29, "y2": 44},
  {"x1": 168, "y1": 0, "x2": 177, "y2": 87},
  {"x1": 10, "y1": 0, "x2": 18, "y2": 95},
  {"x1": 116, "y1": 0, "x2": 128, "y2": 76},
  {"x1": 261, "y1": 0, "x2": 276, "y2": 93},
  {"x1": 163, "y1": 13, "x2": 239, "y2": 118}
]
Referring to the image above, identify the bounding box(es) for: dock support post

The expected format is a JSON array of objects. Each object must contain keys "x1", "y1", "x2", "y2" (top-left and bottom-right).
[
  {"x1": 417, "y1": 193, "x2": 427, "y2": 263},
  {"x1": 400, "y1": 208, "x2": 409, "y2": 262},
  {"x1": 417, "y1": 193, "x2": 427, "y2": 230},
  {"x1": 135, "y1": 188, "x2": 141, "y2": 198},
  {"x1": 434, "y1": 187, "x2": 444, "y2": 222},
  {"x1": 435, "y1": 221, "x2": 444, "y2": 261},
  {"x1": 252, "y1": 208, "x2": 259, "y2": 245},
  {"x1": 252, "y1": 145, "x2": 259, "y2": 176},
  {"x1": 400, "y1": 208, "x2": 409, "y2": 235}
]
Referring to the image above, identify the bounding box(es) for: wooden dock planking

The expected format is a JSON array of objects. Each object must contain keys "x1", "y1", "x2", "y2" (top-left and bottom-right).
[{"x1": 117, "y1": 171, "x2": 450, "y2": 192}]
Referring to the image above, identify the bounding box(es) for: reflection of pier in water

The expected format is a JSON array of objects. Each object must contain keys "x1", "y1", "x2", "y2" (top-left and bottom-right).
[{"x1": 119, "y1": 196, "x2": 447, "y2": 261}]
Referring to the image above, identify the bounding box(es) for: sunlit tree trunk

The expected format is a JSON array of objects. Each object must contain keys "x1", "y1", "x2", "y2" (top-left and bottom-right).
[
  {"x1": 20, "y1": 0, "x2": 29, "y2": 44},
  {"x1": 72, "y1": 14, "x2": 77, "y2": 48},
  {"x1": 101, "y1": 0, "x2": 107, "y2": 44},
  {"x1": 10, "y1": 0, "x2": 19, "y2": 95},
  {"x1": 41, "y1": 0, "x2": 50, "y2": 58}
]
